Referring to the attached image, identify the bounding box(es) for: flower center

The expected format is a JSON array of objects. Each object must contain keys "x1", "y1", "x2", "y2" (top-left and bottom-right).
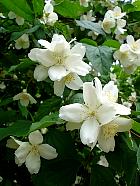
[
  {"x1": 31, "y1": 145, "x2": 39, "y2": 154},
  {"x1": 64, "y1": 74, "x2": 75, "y2": 84},
  {"x1": 102, "y1": 124, "x2": 118, "y2": 139},
  {"x1": 21, "y1": 94, "x2": 29, "y2": 101}
]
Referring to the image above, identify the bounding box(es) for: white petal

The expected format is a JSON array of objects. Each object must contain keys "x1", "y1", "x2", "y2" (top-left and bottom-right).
[
  {"x1": 44, "y1": 2, "x2": 53, "y2": 14},
  {"x1": 29, "y1": 130, "x2": 43, "y2": 145},
  {"x1": 38, "y1": 40, "x2": 51, "y2": 49},
  {"x1": 25, "y1": 151, "x2": 40, "y2": 174},
  {"x1": 59, "y1": 103, "x2": 87, "y2": 123},
  {"x1": 15, "y1": 142, "x2": 31, "y2": 165},
  {"x1": 66, "y1": 55, "x2": 91, "y2": 76},
  {"x1": 98, "y1": 134, "x2": 115, "y2": 153},
  {"x1": 20, "y1": 99, "x2": 29, "y2": 107},
  {"x1": 65, "y1": 73, "x2": 83, "y2": 90},
  {"x1": 103, "y1": 81, "x2": 118, "y2": 103},
  {"x1": 83, "y1": 82, "x2": 100, "y2": 110},
  {"x1": 48, "y1": 65, "x2": 67, "y2": 81},
  {"x1": 94, "y1": 77, "x2": 102, "y2": 101},
  {"x1": 16, "y1": 16, "x2": 24, "y2": 25},
  {"x1": 28, "y1": 94, "x2": 37, "y2": 104},
  {"x1": 38, "y1": 144, "x2": 58, "y2": 159},
  {"x1": 114, "y1": 117, "x2": 132, "y2": 132},
  {"x1": 13, "y1": 93, "x2": 22, "y2": 101},
  {"x1": 127, "y1": 35, "x2": 135, "y2": 46},
  {"x1": 34, "y1": 65, "x2": 48, "y2": 81},
  {"x1": 66, "y1": 122, "x2": 82, "y2": 131},
  {"x1": 80, "y1": 118, "x2": 100, "y2": 149},
  {"x1": 96, "y1": 104, "x2": 117, "y2": 124},
  {"x1": 28, "y1": 48, "x2": 55, "y2": 67},
  {"x1": 8, "y1": 11, "x2": 16, "y2": 19},
  {"x1": 113, "y1": 103, "x2": 131, "y2": 115},
  {"x1": 71, "y1": 43, "x2": 86, "y2": 58},
  {"x1": 54, "y1": 79, "x2": 65, "y2": 97}
]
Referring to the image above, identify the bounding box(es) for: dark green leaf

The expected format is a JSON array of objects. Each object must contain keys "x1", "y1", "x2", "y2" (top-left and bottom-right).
[
  {"x1": 30, "y1": 112, "x2": 64, "y2": 132},
  {"x1": 103, "y1": 39, "x2": 121, "y2": 49},
  {"x1": 137, "y1": 145, "x2": 140, "y2": 170},
  {"x1": 55, "y1": 0, "x2": 88, "y2": 19},
  {"x1": 132, "y1": 120, "x2": 140, "y2": 134},
  {"x1": 32, "y1": 0, "x2": 44, "y2": 17},
  {"x1": 85, "y1": 45, "x2": 113, "y2": 75},
  {"x1": 80, "y1": 38, "x2": 97, "y2": 46},
  {"x1": 0, "y1": 0, "x2": 33, "y2": 21},
  {"x1": 0, "y1": 120, "x2": 32, "y2": 141}
]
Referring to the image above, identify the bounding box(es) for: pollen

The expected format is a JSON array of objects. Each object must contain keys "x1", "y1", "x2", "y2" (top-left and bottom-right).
[
  {"x1": 65, "y1": 74, "x2": 75, "y2": 84},
  {"x1": 102, "y1": 124, "x2": 118, "y2": 140}
]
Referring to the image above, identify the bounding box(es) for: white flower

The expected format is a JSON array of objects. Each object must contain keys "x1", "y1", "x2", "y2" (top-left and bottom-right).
[
  {"x1": 88, "y1": 31, "x2": 99, "y2": 40},
  {"x1": 14, "y1": 130, "x2": 58, "y2": 174},
  {"x1": 114, "y1": 41, "x2": 140, "y2": 73},
  {"x1": 80, "y1": 10, "x2": 95, "y2": 22},
  {"x1": 8, "y1": 11, "x2": 24, "y2": 25},
  {"x1": 98, "y1": 117, "x2": 132, "y2": 152},
  {"x1": 54, "y1": 72, "x2": 83, "y2": 96},
  {"x1": 115, "y1": 19, "x2": 126, "y2": 35},
  {"x1": 112, "y1": 6, "x2": 126, "y2": 19},
  {"x1": 60, "y1": 78, "x2": 131, "y2": 149},
  {"x1": 13, "y1": 89, "x2": 37, "y2": 107},
  {"x1": 126, "y1": 35, "x2": 140, "y2": 54},
  {"x1": 34, "y1": 65, "x2": 48, "y2": 82},
  {"x1": 28, "y1": 34, "x2": 91, "y2": 81},
  {"x1": 40, "y1": 1, "x2": 58, "y2": 25},
  {"x1": 15, "y1": 34, "x2": 30, "y2": 50},
  {"x1": 102, "y1": 17, "x2": 115, "y2": 34},
  {"x1": 79, "y1": 0, "x2": 90, "y2": 7}
]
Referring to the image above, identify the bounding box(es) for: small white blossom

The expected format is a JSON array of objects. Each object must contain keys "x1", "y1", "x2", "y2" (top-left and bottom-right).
[
  {"x1": 40, "y1": 1, "x2": 58, "y2": 25},
  {"x1": 28, "y1": 34, "x2": 91, "y2": 82},
  {"x1": 8, "y1": 11, "x2": 24, "y2": 25},
  {"x1": 13, "y1": 89, "x2": 37, "y2": 107},
  {"x1": 15, "y1": 34, "x2": 30, "y2": 50},
  {"x1": 97, "y1": 155, "x2": 109, "y2": 167},
  {"x1": 14, "y1": 130, "x2": 58, "y2": 174}
]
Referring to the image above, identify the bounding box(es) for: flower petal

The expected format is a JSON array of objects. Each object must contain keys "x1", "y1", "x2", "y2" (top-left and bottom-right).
[
  {"x1": 48, "y1": 65, "x2": 67, "y2": 81},
  {"x1": 83, "y1": 82, "x2": 100, "y2": 110},
  {"x1": 65, "y1": 73, "x2": 83, "y2": 90},
  {"x1": 15, "y1": 142, "x2": 31, "y2": 165},
  {"x1": 28, "y1": 48, "x2": 55, "y2": 67},
  {"x1": 54, "y1": 79, "x2": 65, "y2": 96},
  {"x1": 29, "y1": 130, "x2": 43, "y2": 145},
  {"x1": 38, "y1": 144, "x2": 58, "y2": 159},
  {"x1": 113, "y1": 103, "x2": 131, "y2": 115},
  {"x1": 20, "y1": 98, "x2": 29, "y2": 107},
  {"x1": 96, "y1": 104, "x2": 117, "y2": 124},
  {"x1": 80, "y1": 118, "x2": 100, "y2": 149},
  {"x1": 114, "y1": 117, "x2": 132, "y2": 132},
  {"x1": 28, "y1": 94, "x2": 37, "y2": 104},
  {"x1": 98, "y1": 135, "x2": 115, "y2": 153},
  {"x1": 25, "y1": 151, "x2": 40, "y2": 174},
  {"x1": 34, "y1": 65, "x2": 48, "y2": 82},
  {"x1": 127, "y1": 35, "x2": 135, "y2": 46},
  {"x1": 71, "y1": 43, "x2": 86, "y2": 58},
  {"x1": 59, "y1": 103, "x2": 87, "y2": 123}
]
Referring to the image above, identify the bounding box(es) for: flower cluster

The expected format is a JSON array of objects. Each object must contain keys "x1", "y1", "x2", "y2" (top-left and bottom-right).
[
  {"x1": 40, "y1": 1, "x2": 58, "y2": 25},
  {"x1": 102, "y1": 6, "x2": 126, "y2": 36},
  {"x1": 28, "y1": 34, "x2": 91, "y2": 96},
  {"x1": 114, "y1": 35, "x2": 140, "y2": 73},
  {"x1": 8, "y1": 11, "x2": 24, "y2": 25},
  {"x1": 59, "y1": 77, "x2": 131, "y2": 153}
]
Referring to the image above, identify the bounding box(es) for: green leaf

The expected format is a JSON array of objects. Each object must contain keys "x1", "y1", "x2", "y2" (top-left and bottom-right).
[
  {"x1": 0, "y1": 98, "x2": 13, "y2": 107},
  {"x1": 18, "y1": 102, "x2": 28, "y2": 118},
  {"x1": 54, "y1": 0, "x2": 88, "y2": 19},
  {"x1": 76, "y1": 20, "x2": 105, "y2": 35},
  {"x1": 132, "y1": 120, "x2": 140, "y2": 134},
  {"x1": 0, "y1": 120, "x2": 32, "y2": 141},
  {"x1": 9, "y1": 58, "x2": 35, "y2": 72},
  {"x1": 137, "y1": 145, "x2": 140, "y2": 170},
  {"x1": 85, "y1": 45, "x2": 113, "y2": 75},
  {"x1": 35, "y1": 97, "x2": 62, "y2": 120},
  {"x1": 32, "y1": 0, "x2": 44, "y2": 17},
  {"x1": 0, "y1": 0, "x2": 33, "y2": 21},
  {"x1": 0, "y1": 110, "x2": 17, "y2": 124},
  {"x1": 103, "y1": 39, "x2": 121, "y2": 49},
  {"x1": 90, "y1": 165, "x2": 117, "y2": 186},
  {"x1": 30, "y1": 112, "x2": 64, "y2": 132},
  {"x1": 80, "y1": 38, "x2": 97, "y2": 46}
]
